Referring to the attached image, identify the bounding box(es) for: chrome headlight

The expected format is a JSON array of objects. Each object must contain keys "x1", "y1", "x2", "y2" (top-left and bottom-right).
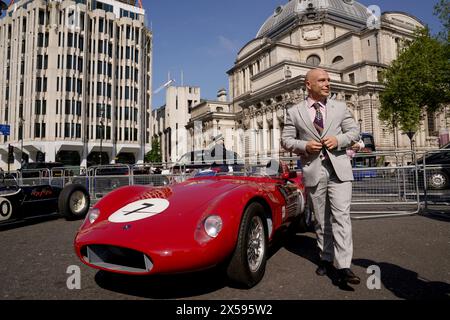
[
  {"x1": 87, "y1": 208, "x2": 100, "y2": 224},
  {"x1": 204, "y1": 215, "x2": 223, "y2": 238}
]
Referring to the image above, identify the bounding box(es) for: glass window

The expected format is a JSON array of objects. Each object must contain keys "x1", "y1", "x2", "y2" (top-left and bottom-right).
[
  {"x1": 332, "y1": 56, "x2": 344, "y2": 64},
  {"x1": 67, "y1": 54, "x2": 73, "y2": 69},
  {"x1": 35, "y1": 100, "x2": 41, "y2": 115},
  {"x1": 68, "y1": 32, "x2": 74, "y2": 47},
  {"x1": 38, "y1": 33, "x2": 44, "y2": 47},
  {"x1": 38, "y1": 10, "x2": 45, "y2": 25},
  {"x1": 65, "y1": 123, "x2": 70, "y2": 138},
  {"x1": 35, "y1": 123, "x2": 40, "y2": 138},
  {"x1": 306, "y1": 55, "x2": 321, "y2": 66}
]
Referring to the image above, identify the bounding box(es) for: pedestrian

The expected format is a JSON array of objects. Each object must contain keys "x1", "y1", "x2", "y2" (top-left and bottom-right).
[{"x1": 281, "y1": 68, "x2": 361, "y2": 285}]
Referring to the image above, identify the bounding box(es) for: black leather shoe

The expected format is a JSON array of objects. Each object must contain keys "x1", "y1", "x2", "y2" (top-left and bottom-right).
[
  {"x1": 339, "y1": 268, "x2": 361, "y2": 285},
  {"x1": 315, "y1": 260, "x2": 333, "y2": 276}
]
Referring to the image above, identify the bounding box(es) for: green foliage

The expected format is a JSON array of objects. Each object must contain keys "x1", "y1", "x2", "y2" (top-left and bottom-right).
[
  {"x1": 379, "y1": 27, "x2": 450, "y2": 133},
  {"x1": 145, "y1": 137, "x2": 162, "y2": 163},
  {"x1": 434, "y1": 0, "x2": 450, "y2": 41}
]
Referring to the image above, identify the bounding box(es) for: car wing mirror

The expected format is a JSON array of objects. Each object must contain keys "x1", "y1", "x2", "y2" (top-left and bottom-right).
[{"x1": 281, "y1": 171, "x2": 297, "y2": 180}]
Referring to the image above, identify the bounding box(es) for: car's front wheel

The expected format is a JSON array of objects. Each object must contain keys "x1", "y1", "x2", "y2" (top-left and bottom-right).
[
  {"x1": 428, "y1": 171, "x2": 449, "y2": 190},
  {"x1": 58, "y1": 184, "x2": 90, "y2": 220},
  {"x1": 226, "y1": 202, "x2": 267, "y2": 288}
]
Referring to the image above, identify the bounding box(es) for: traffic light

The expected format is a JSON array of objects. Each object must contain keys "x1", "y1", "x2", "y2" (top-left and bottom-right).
[{"x1": 7, "y1": 144, "x2": 14, "y2": 164}]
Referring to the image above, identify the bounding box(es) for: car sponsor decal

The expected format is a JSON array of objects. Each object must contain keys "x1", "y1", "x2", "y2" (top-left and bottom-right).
[
  {"x1": 108, "y1": 199, "x2": 170, "y2": 223},
  {"x1": 31, "y1": 187, "x2": 53, "y2": 198},
  {"x1": 0, "y1": 197, "x2": 12, "y2": 221}
]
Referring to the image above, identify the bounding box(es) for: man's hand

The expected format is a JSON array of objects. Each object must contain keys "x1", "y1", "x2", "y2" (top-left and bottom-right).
[
  {"x1": 321, "y1": 136, "x2": 338, "y2": 150},
  {"x1": 306, "y1": 140, "x2": 323, "y2": 154},
  {"x1": 351, "y1": 141, "x2": 362, "y2": 151}
]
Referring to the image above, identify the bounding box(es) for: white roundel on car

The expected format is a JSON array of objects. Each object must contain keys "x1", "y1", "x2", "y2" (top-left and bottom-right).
[
  {"x1": 108, "y1": 199, "x2": 170, "y2": 223},
  {"x1": 0, "y1": 197, "x2": 12, "y2": 221}
]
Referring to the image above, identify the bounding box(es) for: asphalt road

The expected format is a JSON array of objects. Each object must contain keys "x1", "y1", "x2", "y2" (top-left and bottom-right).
[{"x1": 0, "y1": 211, "x2": 449, "y2": 301}]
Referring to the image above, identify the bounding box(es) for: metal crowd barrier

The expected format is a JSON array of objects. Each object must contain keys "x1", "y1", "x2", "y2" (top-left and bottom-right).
[
  {"x1": 2, "y1": 148, "x2": 447, "y2": 215},
  {"x1": 280, "y1": 151, "x2": 422, "y2": 219}
]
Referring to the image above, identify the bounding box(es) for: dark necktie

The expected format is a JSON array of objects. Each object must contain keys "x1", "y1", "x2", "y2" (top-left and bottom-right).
[{"x1": 313, "y1": 103, "x2": 324, "y2": 135}]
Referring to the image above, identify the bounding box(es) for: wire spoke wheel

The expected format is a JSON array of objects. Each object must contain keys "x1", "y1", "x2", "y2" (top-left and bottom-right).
[
  {"x1": 226, "y1": 202, "x2": 268, "y2": 288},
  {"x1": 247, "y1": 216, "x2": 265, "y2": 272}
]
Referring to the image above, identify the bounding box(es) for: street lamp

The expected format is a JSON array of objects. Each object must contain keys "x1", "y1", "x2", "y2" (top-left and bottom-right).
[
  {"x1": 369, "y1": 92, "x2": 374, "y2": 135},
  {"x1": 99, "y1": 107, "x2": 104, "y2": 165},
  {"x1": 358, "y1": 119, "x2": 362, "y2": 132},
  {"x1": 405, "y1": 129, "x2": 416, "y2": 163},
  {"x1": 19, "y1": 117, "x2": 24, "y2": 168}
]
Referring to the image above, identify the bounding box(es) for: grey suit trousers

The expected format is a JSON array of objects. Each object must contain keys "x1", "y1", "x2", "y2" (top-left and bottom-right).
[{"x1": 308, "y1": 160, "x2": 353, "y2": 269}]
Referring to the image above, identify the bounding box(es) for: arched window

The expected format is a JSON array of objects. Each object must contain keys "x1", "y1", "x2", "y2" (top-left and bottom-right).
[
  {"x1": 306, "y1": 54, "x2": 321, "y2": 66},
  {"x1": 274, "y1": 6, "x2": 283, "y2": 16},
  {"x1": 332, "y1": 56, "x2": 344, "y2": 64}
]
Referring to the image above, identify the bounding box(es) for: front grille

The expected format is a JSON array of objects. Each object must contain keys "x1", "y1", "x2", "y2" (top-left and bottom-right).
[{"x1": 81, "y1": 245, "x2": 153, "y2": 273}]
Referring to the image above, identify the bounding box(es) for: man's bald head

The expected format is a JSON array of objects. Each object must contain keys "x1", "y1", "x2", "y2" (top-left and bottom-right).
[
  {"x1": 305, "y1": 68, "x2": 330, "y2": 101},
  {"x1": 305, "y1": 68, "x2": 328, "y2": 82}
]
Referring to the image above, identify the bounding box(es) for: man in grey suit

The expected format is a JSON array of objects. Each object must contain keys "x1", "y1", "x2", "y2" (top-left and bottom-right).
[{"x1": 282, "y1": 68, "x2": 361, "y2": 285}]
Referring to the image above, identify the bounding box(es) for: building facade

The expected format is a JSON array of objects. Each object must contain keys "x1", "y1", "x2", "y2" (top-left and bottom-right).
[
  {"x1": 226, "y1": 0, "x2": 449, "y2": 161},
  {"x1": 151, "y1": 85, "x2": 200, "y2": 163},
  {"x1": 0, "y1": 0, "x2": 152, "y2": 169},
  {"x1": 186, "y1": 88, "x2": 237, "y2": 153}
]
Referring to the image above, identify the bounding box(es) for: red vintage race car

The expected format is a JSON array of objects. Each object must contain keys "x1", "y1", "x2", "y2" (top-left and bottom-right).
[{"x1": 74, "y1": 162, "x2": 311, "y2": 288}]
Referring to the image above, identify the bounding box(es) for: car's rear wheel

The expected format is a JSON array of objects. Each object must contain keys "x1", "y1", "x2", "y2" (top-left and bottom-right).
[
  {"x1": 427, "y1": 171, "x2": 449, "y2": 190},
  {"x1": 226, "y1": 202, "x2": 267, "y2": 288},
  {"x1": 58, "y1": 184, "x2": 90, "y2": 220}
]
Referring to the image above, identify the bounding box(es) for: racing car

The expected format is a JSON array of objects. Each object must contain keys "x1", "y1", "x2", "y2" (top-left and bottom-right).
[
  {"x1": 74, "y1": 161, "x2": 311, "y2": 288},
  {"x1": 0, "y1": 173, "x2": 90, "y2": 225}
]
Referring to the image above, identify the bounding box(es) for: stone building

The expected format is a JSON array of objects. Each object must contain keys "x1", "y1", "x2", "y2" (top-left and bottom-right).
[
  {"x1": 225, "y1": 0, "x2": 449, "y2": 160},
  {"x1": 151, "y1": 85, "x2": 201, "y2": 163},
  {"x1": 0, "y1": 0, "x2": 152, "y2": 168}
]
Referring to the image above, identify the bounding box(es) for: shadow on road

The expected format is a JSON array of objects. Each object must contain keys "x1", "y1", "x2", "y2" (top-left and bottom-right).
[
  {"x1": 353, "y1": 258, "x2": 450, "y2": 300},
  {"x1": 0, "y1": 214, "x2": 60, "y2": 232},
  {"x1": 94, "y1": 234, "x2": 289, "y2": 298},
  {"x1": 283, "y1": 233, "x2": 356, "y2": 291},
  {"x1": 94, "y1": 267, "x2": 228, "y2": 299},
  {"x1": 420, "y1": 208, "x2": 450, "y2": 223}
]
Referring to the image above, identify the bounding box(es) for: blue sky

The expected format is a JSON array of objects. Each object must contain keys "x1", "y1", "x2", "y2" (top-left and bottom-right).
[{"x1": 144, "y1": 0, "x2": 443, "y2": 109}]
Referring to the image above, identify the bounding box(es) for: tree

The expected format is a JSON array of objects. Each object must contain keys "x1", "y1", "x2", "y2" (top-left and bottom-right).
[
  {"x1": 379, "y1": 27, "x2": 450, "y2": 134},
  {"x1": 434, "y1": 0, "x2": 449, "y2": 41},
  {"x1": 145, "y1": 137, "x2": 162, "y2": 163}
]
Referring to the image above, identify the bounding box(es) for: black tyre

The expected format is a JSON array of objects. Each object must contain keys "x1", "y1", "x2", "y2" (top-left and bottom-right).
[
  {"x1": 226, "y1": 202, "x2": 268, "y2": 288},
  {"x1": 58, "y1": 184, "x2": 90, "y2": 220},
  {"x1": 0, "y1": 197, "x2": 14, "y2": 222}
]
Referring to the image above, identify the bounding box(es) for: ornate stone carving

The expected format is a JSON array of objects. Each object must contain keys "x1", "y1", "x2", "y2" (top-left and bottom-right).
[
  {"x1": 276, "y1": 108, "x2": 285, "y2": 123},
  {"x1": 266, "y1": 110, "x2": 273, "y2": 125},
  {"x1": 302, "y1": 25, "x2": 322, "y2": 41},
  {"x1": 256, "y1": 112, "x2": 263, "y2": 128},
  {"x1": 241, "y1": 109, "x2": 251, "y2": 130}
]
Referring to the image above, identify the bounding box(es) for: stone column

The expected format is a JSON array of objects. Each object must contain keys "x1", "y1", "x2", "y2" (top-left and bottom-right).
[
  {"x1": 273, "y1": 106, "x2": 280, "y2": 157},
  {"x1": 261, "y1": 111, "x2": 268, "y2": 158}
]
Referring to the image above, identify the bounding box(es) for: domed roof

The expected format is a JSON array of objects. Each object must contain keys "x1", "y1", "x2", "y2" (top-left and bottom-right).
[{"x1": 257, "y1": 0, "x2": 371, "y2": 38}]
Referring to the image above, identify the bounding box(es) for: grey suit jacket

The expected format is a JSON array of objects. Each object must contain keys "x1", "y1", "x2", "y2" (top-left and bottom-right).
[{"x1": 281, "y1": 99, "x2": 360, "y2": 187}]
